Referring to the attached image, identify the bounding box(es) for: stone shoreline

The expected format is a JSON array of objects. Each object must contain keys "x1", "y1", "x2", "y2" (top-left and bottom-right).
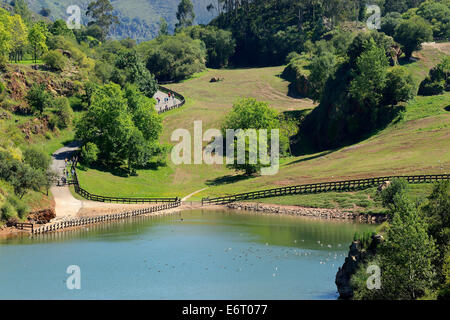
[{"x1": 225, "y1": 202, "x2": 387, "y2": 223}]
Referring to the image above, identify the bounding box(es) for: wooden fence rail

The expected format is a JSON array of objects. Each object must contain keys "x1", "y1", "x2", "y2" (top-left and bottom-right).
[
  {"x1": 14, "y1": 222, "x2": 34, "y2": 233},
  {"x1": 31, "y1": 201, "x2": 181, "y2": 235},
  {"x1": 201, "y1": 174, "x2": 450, "y2": 205},
  {"x1": 69, "y1": 158, "x2": 179, "y2": 204}
]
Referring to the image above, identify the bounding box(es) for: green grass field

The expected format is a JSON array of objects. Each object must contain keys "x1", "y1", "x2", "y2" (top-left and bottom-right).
[{"x1": 75, "y1": 44, "x2": 450, "y2": 206}]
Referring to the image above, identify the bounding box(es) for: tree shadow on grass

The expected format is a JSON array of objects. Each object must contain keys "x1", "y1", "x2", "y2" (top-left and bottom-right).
[
  {"x1": 286, "y1": 150, "x2": 336, "y2": 166},
  {"x1": 445, "y1": 105, "x2": 450, "y2": 112},
  {"x1": 206, "y1": 174, "x2": 253, "y2": 186}
]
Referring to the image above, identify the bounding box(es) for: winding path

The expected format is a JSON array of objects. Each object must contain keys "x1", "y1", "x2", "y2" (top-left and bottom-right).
[{"x1": 153, "y1": 90, "x2": 181, "y2": 113}]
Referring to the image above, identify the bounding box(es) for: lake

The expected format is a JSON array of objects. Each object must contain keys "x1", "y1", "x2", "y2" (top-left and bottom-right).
[{"x1": 0, "y1": 209, "x2": 375, "y2": 299}]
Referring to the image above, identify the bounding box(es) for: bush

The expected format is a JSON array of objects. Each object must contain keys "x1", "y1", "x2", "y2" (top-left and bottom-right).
[
  {"x1": 144, "y1": 34, "x2": 206, "y2": 82},
  {"x1": 42, "y1": 50, "x2": 68, "y2": 71},
  {"x1": 418, "y1": 56, "x2": 450, "y2": 96},
  {"x1": 394, "y1": 16, "x2": 433, "y2": 59},
  {"x1": 25, "y1": 83, "x2": 53, "y2": 114},
  {"x1": 52, "y1": 97, "x2": 73, "y2": 129},
  {"x1": 23, "y1": 146, "x2": 50, "y2": 171},
  {"x1": 383, "y1": 67, "x2": 415, "y2": 105},
  {"x1": 380, "y1": 178, "x2": 408, "y2": 212},
  {"x1": 0, "y1": 202, "x2": 15, "y2": 221},
  {"x1": 6, "y1": 196, "x2": 28, "y2": 219}
]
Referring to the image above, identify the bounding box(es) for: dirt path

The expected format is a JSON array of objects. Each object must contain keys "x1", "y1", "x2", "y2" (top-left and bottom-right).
[{"x1": 50, "y1": 143, "x2": 166, "y2": 221}]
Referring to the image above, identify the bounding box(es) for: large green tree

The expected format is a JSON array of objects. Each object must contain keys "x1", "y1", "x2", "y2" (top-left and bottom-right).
[
  {"x1": 75, "y1": 84, "x2": 163, "y2": 172},
  {"x1": 394, "y1": 16, "x2": 433, "y2": 59},
  {"x1": 28, "y1": 22, "x2": 48, "y2": 63},
  {"x1": 86, "y1": 0, "x2": 119, "y2": 41},
  {"x1": 175, "y1": 0, "x2": 196, "y2": 31}
]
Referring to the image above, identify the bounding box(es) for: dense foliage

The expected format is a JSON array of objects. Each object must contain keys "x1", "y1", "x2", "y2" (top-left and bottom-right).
[
  {"x1": 418, "y1": 56, "x2": 450, "y2": 95},
  {"x1": 298, "y1": 32, "x2": 415, "y2": 151},
  {"x1": 351, "y1": 180, "x2": 450, "y2": 300},
  {"x1": 75, "y1": 84, "x2": 164, "y2": 173},
  {"x1": 141, "y1": 33, "x2": 206, "y2": 82},
  {"x1": 221, "y1": 98, "x2": 289, "y2": 175}
]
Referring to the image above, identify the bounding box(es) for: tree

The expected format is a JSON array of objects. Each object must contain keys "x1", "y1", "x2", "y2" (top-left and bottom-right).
[
  {"x1": 308, "y1": 51, "x2": 338, "y2": 102},
  {"x1": 222, "y1": 98, "x2": 282, "y2": 175},
  {"x1": 415, "y1": 0, "x2": 450, "y2": 39},
  {"x1": 0, "y1": 18, "x2": 11, "y2": 60},
  {"x1": 145, "y1": 34, "x2": 206, "y2": 81},
  {"x1": 352, "y1": 193, "x2": 437, "y2": 300},
  {"x1": 75, "y1": 83, "x2": 163, "y2": 172},
  {"x1": 114, "y1": 49, "x2": 158, "y2": 98},
  {"x1": 394, "y1": 16, "x2": 433, "y2": 59},
  {"x1": 378, "y1": 195, "x2": 437, "y2": 299},
  {"x1": 381, "y1": 12, "x2": 403, "y2": 37},
  {"x1": 86, "y1": 0, "x2": 119, "y2": 41},
  {"x1": 9, "y1": 14, "x2": 28, "y2": 63},
  {"x1": 184, "y1": 25, "x2": 235, "y2": 68},
  {"x1": 383, "y1": 66, "x2": 415, "y2": 105},
  {"x1": 158, "y1": 17, "x2": 169, "y2": 37},
  {"x1": 422, "y1": 181, "x2": 450, "y2": 280},
  {"x1": 13, "y1": 0, "x2": 31, "y2": 24},
  {"x1": 379, "y1": 178, "x2": 409, "y2": 213},
  {"x1": 23, "y1": 146, "x2": 50, "y2": 172},
  {"x1": 40, "y1": 8, "x2": 51, "y2": 17},
  {"x1": 28, "y1": 23, "x2": 48, "y2": 63},
  {"x1": 349, "y1": 41, "x2": 389, "y2": 108},
  {"x1": 81, "y1": 142, "x2": 100, "y2": 165},
  {"x1": 175, "y1": 0, "x2": 196, "y2": 31}
]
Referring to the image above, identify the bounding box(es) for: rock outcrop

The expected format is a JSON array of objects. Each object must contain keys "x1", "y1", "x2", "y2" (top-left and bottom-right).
[
  {"x1": 335, "y1": 235, "x2": 383, "y2": 299},
  {"x1": 27, "y1": 208, "x2": 56, "y2": 224}
]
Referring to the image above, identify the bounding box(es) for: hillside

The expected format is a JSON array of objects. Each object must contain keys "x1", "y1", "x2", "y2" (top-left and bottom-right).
[
  {"x1": 75, "y1": 43, "x2": 450, "y2": 202},
  {"x1": 25, "y1": 0, "x2": 218, "y2": 41}
]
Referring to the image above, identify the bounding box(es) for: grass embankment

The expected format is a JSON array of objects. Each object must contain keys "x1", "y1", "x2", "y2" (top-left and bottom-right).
[{"x1": 75, "y1": 44, "x2": 450, "y2": 208}]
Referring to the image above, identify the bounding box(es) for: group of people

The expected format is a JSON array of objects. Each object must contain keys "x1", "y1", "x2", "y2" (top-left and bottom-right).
[
  {"x1": 156, "y1": 92, "x2": 176, "y2": 109},
  {"x1": 59, "y1": 156, "x2": 77, "y2": 186}
]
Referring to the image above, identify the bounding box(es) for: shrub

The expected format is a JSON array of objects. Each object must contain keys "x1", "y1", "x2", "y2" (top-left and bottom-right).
[
  {"x1": 42, "y1": 50, "x2": 68, "y2": 71},
  {"x1": 418, "y1": 56, "x2": 450, "y2": 96},
  {"x1": 23, "y1": 146, "x2": 50, "y2": 171},
  {"x1": 52, "y1": 97, "x2": 73, "y2": 129},
  {"x1": 380, "y1": 178, "x2": 408, "y2": 212},
  {"x1": 25, "y1": 83, "x2": 53, "y2": 114},
  {"x1": 383, "y1": 66, "x2": 415, "y2": 105},
  {"x1": 0, "y1": 202, "x2": 15, "y2": 221}
]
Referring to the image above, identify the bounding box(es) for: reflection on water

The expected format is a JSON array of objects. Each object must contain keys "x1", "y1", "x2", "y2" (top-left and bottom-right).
[{"x1": 0, "y1": 209, "x2": 375, "y2": 300}]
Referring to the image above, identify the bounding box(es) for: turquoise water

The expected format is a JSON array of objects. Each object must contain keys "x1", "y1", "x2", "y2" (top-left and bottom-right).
[{"x1": 0, "y1": 209, "x2": 375, "y2": 300}]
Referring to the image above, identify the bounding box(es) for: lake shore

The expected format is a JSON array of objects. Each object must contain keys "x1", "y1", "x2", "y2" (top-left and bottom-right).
[{"x1": 0, "y1": 200, "x2": 386, "y2": 238}]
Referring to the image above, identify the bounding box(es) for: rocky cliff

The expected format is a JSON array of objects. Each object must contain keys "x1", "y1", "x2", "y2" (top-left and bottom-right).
[{"x1": 335, "y1": 235, "x2": 383, "y2": 299}]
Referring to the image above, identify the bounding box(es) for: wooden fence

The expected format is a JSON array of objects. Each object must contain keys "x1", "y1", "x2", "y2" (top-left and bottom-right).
[
  {"x1": 14, "y1": 222, "x2": 34, "y2": 233},
  {"x1": 69, "y1": 159, "x2": 179, "y2": 204},
  {"x1": 202, "y1": 174, "x2": 450, "y2": 205},
  {"x1": 31, "y1": 201, "x2": 181, "y2": 235},
  {"x1": 157, "y1": 85, "x2": 186, "y2": 114}
]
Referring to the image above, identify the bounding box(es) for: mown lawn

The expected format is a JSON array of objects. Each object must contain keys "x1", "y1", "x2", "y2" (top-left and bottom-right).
[{"x1": 74, "y1": 45, "x2": 450, "y2": 205}]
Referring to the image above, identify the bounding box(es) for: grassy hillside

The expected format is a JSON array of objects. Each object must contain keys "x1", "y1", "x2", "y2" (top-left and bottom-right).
[
  {"x1": 75, "y1": 44, "x2": 450, "y2": 203},
  {"x1": 26, "y1": 0, "x2": 217, "y2": 41}
]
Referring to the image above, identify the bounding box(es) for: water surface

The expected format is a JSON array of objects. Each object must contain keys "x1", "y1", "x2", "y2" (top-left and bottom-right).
[{"x1": 0, "y1": 209, "x2": 375, "y2": 299}]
